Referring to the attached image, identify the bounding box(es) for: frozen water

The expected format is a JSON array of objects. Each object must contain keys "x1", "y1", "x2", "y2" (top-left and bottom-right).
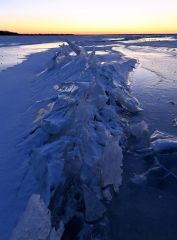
[{"x1": 0, "y1": 35, "x2": 177, "y2": 239}]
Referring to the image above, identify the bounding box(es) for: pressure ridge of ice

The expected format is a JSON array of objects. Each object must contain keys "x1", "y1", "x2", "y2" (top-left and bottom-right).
[{"x1": 11, "y1": 41, "x2": 140, "y2": 240}]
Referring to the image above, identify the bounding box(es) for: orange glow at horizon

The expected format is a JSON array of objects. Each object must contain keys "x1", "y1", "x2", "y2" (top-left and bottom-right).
[{"x1": 2, "y1": 20, "x2": 177, "y2": 35}]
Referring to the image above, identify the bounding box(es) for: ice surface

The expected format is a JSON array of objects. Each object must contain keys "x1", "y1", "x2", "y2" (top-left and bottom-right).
[{"x1": 3, "y1": 35, "x2": 169, "y2": 239}]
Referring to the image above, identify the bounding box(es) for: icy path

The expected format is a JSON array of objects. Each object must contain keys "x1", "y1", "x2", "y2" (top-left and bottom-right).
[{"x1": 0, "y1": 46, "x2": 60, "y2": 239}]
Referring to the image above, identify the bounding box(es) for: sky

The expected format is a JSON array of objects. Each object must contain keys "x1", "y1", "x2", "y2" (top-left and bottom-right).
[{"x1": 0, "y1": 0, "x2": 177, "y2": 34}]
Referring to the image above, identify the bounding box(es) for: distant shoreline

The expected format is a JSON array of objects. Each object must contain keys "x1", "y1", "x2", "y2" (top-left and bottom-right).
[
  {"x1": 0, "y1": 31, "x2": 176, "y2": 36},
  {"x1": 0, "y1": 31, "x2": 19, "y2": 35},
  {"x1": 0, "y1": 31, "x2": 75, "y2": 36}
]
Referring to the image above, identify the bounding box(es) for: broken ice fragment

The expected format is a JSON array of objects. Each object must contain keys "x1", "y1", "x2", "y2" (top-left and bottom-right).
[
  {"x1": 131, "y1": 174, "x2": 147, "y2": 185},
  {"x1": 111, "y1": 87, "x2": 142, "y2": 113},
  {"x1": 129, "y1": 121, "x2": 149, "y2": 139},
  {"x1": 49, "y1": 222, "x2": 64, "y2": 240},
  {"x1": 41, "y1": 117, "x2": 71, "y2": 135},
  {"x1": 173, "y1": 118, "x2": 177, "y2": 127},
  {"x1": 150, "y1": 130, "x2": 176, "y2": 141},
  {"x1": 83, "y1": 186, "x2": 106, "y2": 222},
  {"x1": 101, "y1": 137, "x2": 123, "y2": 192},
  {"x1": 132, "y1": 166, "x2": 166, "y2": 185},
  {"x1": 103, "y1": 187, "x2": 113, "y2": 201},
  {"x1": 67, "y1": 40, "x2": 87, "y2": 56},
  {"x1": 138, "y1": 131, "x2": 177, "y2": 155},
  {"x1": 151, "y1": 138, "x2": 177, "y2": 154}
]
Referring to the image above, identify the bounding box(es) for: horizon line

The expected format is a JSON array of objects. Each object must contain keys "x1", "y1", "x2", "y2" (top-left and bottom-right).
[{"x1": 1, "y1": 30, "x2": 177, "y2": 35}]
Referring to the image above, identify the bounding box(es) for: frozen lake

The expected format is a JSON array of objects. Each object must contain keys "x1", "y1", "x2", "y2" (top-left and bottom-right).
[{"x1": 0, "y1": 35, "x2": 177, "y2": 239}]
